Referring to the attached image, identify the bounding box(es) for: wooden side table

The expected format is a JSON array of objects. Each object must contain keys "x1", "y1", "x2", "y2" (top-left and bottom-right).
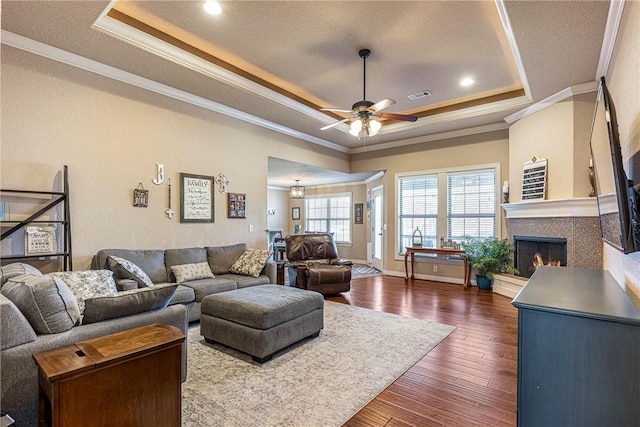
[
  {"x1": 33, "y1": 323, "x2": 184, "y2": 427},
  {"x1": 404, "y1": 246, "x2": 470, "y2": 288}
]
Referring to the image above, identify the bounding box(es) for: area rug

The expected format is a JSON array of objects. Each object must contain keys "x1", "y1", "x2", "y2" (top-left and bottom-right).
[
  {"x1": 351, "y1": 264, "x2": 382, "y2": 278},
  {"x1": 182, "y1": 301, "x2": 455, "y2": 426}
]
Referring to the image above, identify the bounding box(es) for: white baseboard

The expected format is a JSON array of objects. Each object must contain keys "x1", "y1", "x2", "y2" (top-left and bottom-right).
[
  {"x1": 383, "y1": 270, "x2": 467, "y2": 286},
  {"x1": 493, "y1": 274, "x2": 527, "y2": 299}
]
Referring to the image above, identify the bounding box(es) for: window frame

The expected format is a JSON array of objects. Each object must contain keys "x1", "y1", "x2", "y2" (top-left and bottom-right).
[
  {"x1": 395, "y1": 163, "x2": 501, "y2": 260},
  {"x1": 304, "y1": 192, "x2": 353, "y2": 245}
]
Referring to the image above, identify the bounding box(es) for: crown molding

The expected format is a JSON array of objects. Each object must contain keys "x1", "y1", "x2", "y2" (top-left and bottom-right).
[
  {"x1": 1, "y1": 30, "x2": 349, "y2": 154},
  {"x1": 494, "y1": 0, "x2": 533, "y2": 100},
  {"x1": 350, "y1": 122, "x2": 509, "y2": 155},
  {"x1": 503, "y1": 81, "x2": 599, "y2": 125},
  {"x1": 596, "y1": 0, "x2": 626, "y2": 79}
]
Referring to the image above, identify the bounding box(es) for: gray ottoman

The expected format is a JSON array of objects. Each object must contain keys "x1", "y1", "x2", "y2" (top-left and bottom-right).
[{"x1": 200, "y1": 285, "x2": 324, "y2": 363}]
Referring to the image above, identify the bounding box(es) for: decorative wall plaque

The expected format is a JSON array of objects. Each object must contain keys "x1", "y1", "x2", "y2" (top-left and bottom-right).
[
  {"x1": 522, "y1": 157, "x2": 548, "y2": 201},
  {"x1": 180, "y1": 173, "x2": 214, "y2": 223},
  {"x1": 25, "y1": 225, "x2": 56, "y2": 255},
  {"x1": 133, "y1": 183, "x2": 149, "y2": 207}
]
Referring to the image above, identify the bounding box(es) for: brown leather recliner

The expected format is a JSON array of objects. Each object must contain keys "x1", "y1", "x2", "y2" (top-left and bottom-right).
[{"x1": 285, "y1": 233, "x2": 352, "y2": 295}]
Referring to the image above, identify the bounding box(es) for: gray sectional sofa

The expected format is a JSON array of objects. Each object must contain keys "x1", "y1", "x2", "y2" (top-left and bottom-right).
[
  {"x1": 0, "y1": 271, "x2": 189, "y2": 427},
  {"x1": 93, "y1": 243, "x2": 276, "y2": 322}
]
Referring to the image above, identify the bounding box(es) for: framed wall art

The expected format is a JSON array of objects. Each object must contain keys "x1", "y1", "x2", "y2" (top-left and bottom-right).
[
  {"x1": 292, "y1": 207, "x2": 300, "y2": 220},
  {"x1": 354, "y1": 203, "x2": 364, "y2": 224},
  {"x1": 228, "y1": 193, "x2": 246, "y2": 218},
  {"x1": 180, "y1": 173, "x2": 214, "y2": 223}
]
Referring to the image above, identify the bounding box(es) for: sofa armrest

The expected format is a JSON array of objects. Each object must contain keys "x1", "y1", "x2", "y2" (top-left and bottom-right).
[
  {"x1": 0, "y1": 294, "x2": 37, "y2": 350},
  {"x1": 331, "y1": 259, "x2": 353, "y2": 266},
  {"x1": 115, "y1": 278, "x2": 139, "y2": 291},
  {"x1": 261, "y1": 260, "x2": 277, "y2": 284}
]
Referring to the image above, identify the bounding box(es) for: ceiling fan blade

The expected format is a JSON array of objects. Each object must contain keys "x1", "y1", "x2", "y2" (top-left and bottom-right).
[
  {"x1": 378, "y1": 112, "x2": 418, "y2": 122},
  {"x1": 320, "y1": 108, "x2": 353, "y2": 113},
  {"x1": 369, "y1": 98, "x2": 396, "y2": 112},
  {"x1": 320, "y1": 118, "x2": 350, "y2": 130}
]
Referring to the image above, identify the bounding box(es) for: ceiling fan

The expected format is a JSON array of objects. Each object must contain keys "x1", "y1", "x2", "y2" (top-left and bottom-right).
[{"x1": 320, "y1": 48, "x2": 418, "y2": 138}]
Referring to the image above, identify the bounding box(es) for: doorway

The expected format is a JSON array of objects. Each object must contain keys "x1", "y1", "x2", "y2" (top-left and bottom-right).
[{"x1": 371, "y1": 186, "x2": 383, "y2": 271}]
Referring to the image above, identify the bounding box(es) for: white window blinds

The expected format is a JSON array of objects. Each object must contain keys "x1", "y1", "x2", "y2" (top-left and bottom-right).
[
  {"x1": 447, "y1": 169, "x2": 496, "y2": 240},
  {"x1": 398, "y1": 174, "x2": 438, "y2": 252},
  {"x1": 305, "y1": 194, "x2": 352, "y2": 244}
]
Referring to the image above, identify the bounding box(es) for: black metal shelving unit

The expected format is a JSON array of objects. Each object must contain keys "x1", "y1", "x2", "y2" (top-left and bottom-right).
[{"x1": 1, "y1": 166, "x2": 72, "y2": 271}]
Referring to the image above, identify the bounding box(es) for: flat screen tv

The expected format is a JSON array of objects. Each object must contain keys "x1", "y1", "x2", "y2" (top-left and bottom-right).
[{"x1": 589, "y1": 77, "x2": 640, "y2": 254}]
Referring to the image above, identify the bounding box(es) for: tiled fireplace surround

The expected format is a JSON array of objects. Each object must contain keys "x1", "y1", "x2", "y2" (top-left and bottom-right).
[{"x1": 495, "y1": 198, "x2": 602, "y2": 298}]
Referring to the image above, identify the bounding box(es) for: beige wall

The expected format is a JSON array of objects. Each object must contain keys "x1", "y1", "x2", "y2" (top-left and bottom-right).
[
  {"x1": 266, "y1": 188, "x2": 288, "y2": 231},
  {"x1": 603, "y1": 0, "x2": 640, "y2": 300},
  {"x1": 0, "y1": 47, "x2": 348, "y2": 269},
  {"x1": 508, "y1": 94, "x2": 596, "y2": 202},
  {"x1": 352, "y1": 130, "x2": 510, "y2": 276}
]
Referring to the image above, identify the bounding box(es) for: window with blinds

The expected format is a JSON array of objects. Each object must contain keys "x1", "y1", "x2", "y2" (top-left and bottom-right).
[
  {"x1": 447, "y1": 169, "x2": 496, "y2": 240},
  {"x1": 398, "y1": 174, "x2": 438, "y2": 252},
  {"x1": 305, "y1": 194, "x2": 352, "y2": 244},
  {"x1": 397, "y1": 166, "x2": 499, "y2": 256}
]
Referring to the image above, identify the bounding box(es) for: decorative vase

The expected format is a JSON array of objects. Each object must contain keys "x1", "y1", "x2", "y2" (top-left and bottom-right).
[{"x1": 476, "y1": 275, "x2": 493, "y2": 290}]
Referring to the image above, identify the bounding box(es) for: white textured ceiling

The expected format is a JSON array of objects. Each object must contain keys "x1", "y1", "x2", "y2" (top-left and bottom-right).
[{"x1": 1, "y1": 0, "x2": 613, "y2": 185}]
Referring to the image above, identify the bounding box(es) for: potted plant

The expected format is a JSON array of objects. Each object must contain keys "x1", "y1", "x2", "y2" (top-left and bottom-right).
[{"x1": 460, "y1": 237, "x2": 518, "y2": 290}]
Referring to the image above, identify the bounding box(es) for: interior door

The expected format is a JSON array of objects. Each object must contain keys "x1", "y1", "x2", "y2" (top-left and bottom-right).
[{"x1": 371, "y1": 186, "x2": 383, "y2": 271}]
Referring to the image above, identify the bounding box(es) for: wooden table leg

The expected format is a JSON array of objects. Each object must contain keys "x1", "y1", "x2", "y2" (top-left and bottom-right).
[
  {"x1": 404, "y1": 252, "x2": 409, "y2": 281},
  {"x1": 410, "y1": 253, "x2": 415, "y2": 280},
  {"x1": 462, "y1": 255, "x2": 469, "y2": 289}
]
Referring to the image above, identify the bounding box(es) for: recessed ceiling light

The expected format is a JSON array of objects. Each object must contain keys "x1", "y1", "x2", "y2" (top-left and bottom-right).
[
  {"x1": 203, "y1": 1, "x2": 222, "y2": 15},
  {"x1": 460, "y1": 77, "x2": 474, "y2": 87}
]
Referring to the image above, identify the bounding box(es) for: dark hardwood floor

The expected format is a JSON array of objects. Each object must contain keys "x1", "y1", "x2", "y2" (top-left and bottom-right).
[{"x1": 327, "y1": 275, "x2": 518, "y2": 427}]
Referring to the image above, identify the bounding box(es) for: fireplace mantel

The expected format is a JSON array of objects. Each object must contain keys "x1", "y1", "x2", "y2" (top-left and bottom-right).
[{"x1": 502, "y1": 197, "x2": 598, "y2": 218}]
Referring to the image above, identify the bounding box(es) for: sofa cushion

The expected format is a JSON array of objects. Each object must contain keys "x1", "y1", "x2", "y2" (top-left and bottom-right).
[
  {"x1": 218, "y1": 273, "x2": 271, "y2": 288},
  {"x1": 0, "y1": 262, "x2": 42, "y2": 287},
  {"x1": 107, "y1": 256, "x2": 154, "y2": 288},
  {"x1": 171, "y1": 262, "x2": 214, "y2": 283},
  {"x1": 179, "y1": 278, "x2": 236, "y2": 301},
  {"x1": 229, "y1": 249, "x2": 272, "y2": 278},
  {"x1": 165, "y1": 248, "x2": 207, "y2": 282},
  {"x1": 95, "y1": 249, "x2": 168, "y2": 283},
  {"x1": 0, "y1": 294, "x2": 37, "y2": 349},
  {"x1": 52, "y1": 270, "x2": 117, "y2": 314},
  {"x1": 168, "y1": 284, "x2": 196, "y2": 305},
  {"x1": 82, "y1": 283, "x2": 178, "y2": 324},
  {"x1": 206, "y1": 243, "x2": 248, "y2": 275},
  {"x1": 1, "y1": 274, "x2": 81, "y2": 334}
]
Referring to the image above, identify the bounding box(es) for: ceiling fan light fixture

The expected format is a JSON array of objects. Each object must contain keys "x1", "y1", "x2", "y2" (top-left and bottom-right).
[
  {"x1": 349, "y1": 119, "x2": 363, "y2": 136},
  {"x1": 368, "y1": 119, "x2": 381, "y2": 136}
]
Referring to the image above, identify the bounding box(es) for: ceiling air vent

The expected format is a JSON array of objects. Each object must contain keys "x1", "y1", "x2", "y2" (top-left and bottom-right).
[{"x1": 407, "y1": 90, "x2": 432, "y2": 101}]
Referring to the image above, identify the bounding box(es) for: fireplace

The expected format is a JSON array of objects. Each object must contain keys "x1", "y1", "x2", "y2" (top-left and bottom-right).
[{"x1": 514, "y1": 236, "x2": 567, "y2": 278}]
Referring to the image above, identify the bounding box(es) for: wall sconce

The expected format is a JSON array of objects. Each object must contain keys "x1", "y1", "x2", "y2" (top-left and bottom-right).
[{"x1": 290, "y1": 180, "x2": 305, "y2": 199}]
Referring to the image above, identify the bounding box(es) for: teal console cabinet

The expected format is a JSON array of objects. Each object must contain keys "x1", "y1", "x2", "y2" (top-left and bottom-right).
[{"x1": 512, "y1": 266, "x2": 640, "y2": 426}]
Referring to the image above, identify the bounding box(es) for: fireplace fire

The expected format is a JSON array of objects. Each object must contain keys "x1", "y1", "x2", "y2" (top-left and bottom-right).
[{"x1": 514, "y1": 236, "x2": 567, "y2": 278}]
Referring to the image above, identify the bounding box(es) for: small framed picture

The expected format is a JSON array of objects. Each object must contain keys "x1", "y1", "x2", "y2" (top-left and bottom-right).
[
  {"x1": 354, "y1": 203, "x2": 364, "y2": 224},
  {"x1": 25, "y1": 224, "x2": 57, "y2": 255},
  {"x1": 292, "y1": 207, "x2": 300, "y2": 220},
  {"x1": 228, "y1": 193, "x2": 246, "y2": 218}
]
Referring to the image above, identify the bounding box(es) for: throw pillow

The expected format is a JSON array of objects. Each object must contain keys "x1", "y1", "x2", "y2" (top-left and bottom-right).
[
  {"x1": 82, "y1": 283, "x2": 178, "y2": 324},
  {"x1": 52, "y1": 270, "x2": 117, "y2": 314},
  {"x1": 0, "y1": 262, "x2": 42, "y2": 287},
  {"x1": 107, "y1": 255, "x2": 155, "y2": 288},
  {"x1": 206, "y1": 243, "x2": 248, "y2": 275},
  {"x1": 1, "y1": 274, "x2": 81, "y2": 334},
  {"x1": 171, "y1": 262, "x2": 214, "y2": 283},
  {"x1": 229, "y1": 248, "x2": 272, "y2": 278}
]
